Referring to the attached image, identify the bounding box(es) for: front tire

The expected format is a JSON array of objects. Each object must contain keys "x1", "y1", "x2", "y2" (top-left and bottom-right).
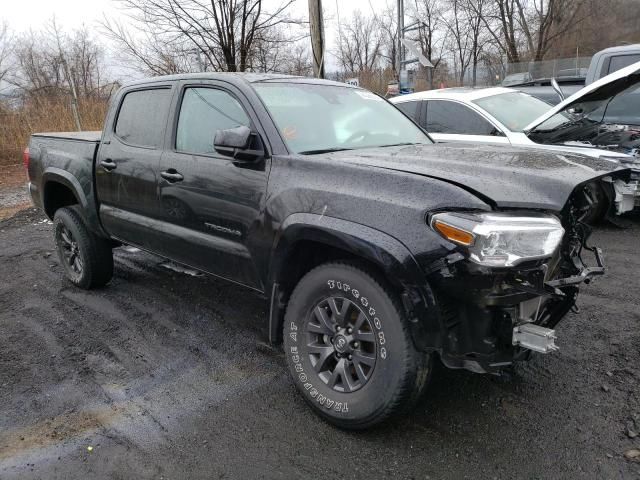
[
  {"x1": 283, "y1": 262, "x2": 430, "y2": 429},
  {"x1": 53, "y1": 206, "x2": 114, "y2": 289}
]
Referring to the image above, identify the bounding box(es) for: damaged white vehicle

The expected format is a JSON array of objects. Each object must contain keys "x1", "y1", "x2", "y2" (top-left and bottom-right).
[{"x1": 392, "y1": 61, "x2": 640, "y2": 219}]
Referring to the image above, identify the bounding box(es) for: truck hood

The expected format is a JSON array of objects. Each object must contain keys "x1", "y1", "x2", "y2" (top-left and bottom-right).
[
  {"x1": 523, "y1": 61, "x2": 640, "y2": 157},
  {"x1": 326, "y1": 143, "x2": 631, "y2": 211}
]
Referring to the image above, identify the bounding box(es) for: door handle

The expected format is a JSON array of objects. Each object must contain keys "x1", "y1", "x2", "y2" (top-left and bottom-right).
[
  {"x1": 160, "y1": 169, "x2": 184, "y2": 183},
  {"x1": 100, "y1": 159, "x2": 117, "y2": 171}
]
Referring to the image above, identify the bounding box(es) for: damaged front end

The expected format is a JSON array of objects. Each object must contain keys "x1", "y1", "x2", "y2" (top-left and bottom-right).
[
  {"x1": 524, "y1": 60, "x2": 640, "y2": 216},
  {"x1": 424, "y1": 180, "x2": 614, "y2": 375}
]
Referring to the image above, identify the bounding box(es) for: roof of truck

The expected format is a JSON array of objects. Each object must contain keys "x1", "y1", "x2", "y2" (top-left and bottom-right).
[{"x1": 123, "y1": 73, "x2": 356, "y2": 89}]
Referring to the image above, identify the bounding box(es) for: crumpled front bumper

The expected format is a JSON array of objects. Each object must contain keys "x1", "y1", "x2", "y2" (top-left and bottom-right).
[{"x1": 431, "y1": 236, "x2": 606, "y2": 375}]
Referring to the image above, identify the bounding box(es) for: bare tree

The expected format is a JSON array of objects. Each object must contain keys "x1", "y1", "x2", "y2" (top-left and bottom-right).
[
  {"x1": 378, "y1": 1, "x2": 398, "y2": 72},
  {"x1": 517, "y1": 0, "x2": 587, "y2": 61},
  {"x1": 66, "y1": 27, "x2": 105, "y2": 96},
  {"x1": 102, "y1": 19, "x2": 197, "y2": 75},
  {"x1": 248, "y1": 24, "x2": 311, "y2": 74},
  {"x1": 443, "y1": 0, "x2": 474, "y2": 84},
  {"x1": 460, "y1": 0, "x2": 491, "y2": 86},
  {"x1": 10, "y1": 21, "x2": 107, "y2": 98},
  {"x1": 336, "y1": 10, "x2": 383, "y2": 74},
  {"x1": 408, "y1": 0, "x2": 446, "y2": 88},
  {"x1": 553, "y1": 0, "x2": 640, "y2": 58},
  {"x1": 0, "y1": 22, "x2": 12, "y2": 87},
  {"x1": 472, "y1": 0, "x2": 523, "y2": 63},
  {"x1": 282, "y1": 44, "x2": 313, "y2": 76},
  {"x1": 103, "y1": 0, "x2": 300, "y2": 74},
  {"x1": 471, "y1": 0, "x2": 588, "y2": 65}
]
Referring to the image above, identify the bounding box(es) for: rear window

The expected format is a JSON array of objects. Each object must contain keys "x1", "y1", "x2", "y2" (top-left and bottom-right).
[
  {"x1": 608, "y1": 55, "x2": 640, "y2": 75},
  {"x1": 115, "y1": 88, "x2": 172, "y2": 147}
]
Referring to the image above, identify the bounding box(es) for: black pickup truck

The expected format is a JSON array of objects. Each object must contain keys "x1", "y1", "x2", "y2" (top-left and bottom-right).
[{"x1": 25, "y1": 74, "x2": 633, "y2": 429}]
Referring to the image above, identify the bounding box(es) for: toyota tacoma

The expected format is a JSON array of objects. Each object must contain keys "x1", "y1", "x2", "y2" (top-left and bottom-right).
[{"x1": 24, "y1": 74, "x2": 633, "y2": 429}]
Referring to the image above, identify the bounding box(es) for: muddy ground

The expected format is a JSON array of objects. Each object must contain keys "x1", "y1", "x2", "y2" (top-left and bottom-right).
[{"x1": 1, "y1": 207, "x2": 639, "y2": 479}]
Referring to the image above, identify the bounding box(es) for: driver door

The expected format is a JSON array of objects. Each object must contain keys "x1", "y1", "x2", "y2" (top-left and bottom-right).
[{"x1": 157, "y1": 82, "x2": 270, "y2": 290}]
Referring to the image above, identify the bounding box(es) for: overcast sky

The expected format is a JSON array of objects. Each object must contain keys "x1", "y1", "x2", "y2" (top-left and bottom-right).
[{"x1": 1, "y1": 0, "x2": 390, "y2": 77}]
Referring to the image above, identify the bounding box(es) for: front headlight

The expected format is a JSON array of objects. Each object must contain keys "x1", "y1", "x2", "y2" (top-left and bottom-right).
[{"x1": 430, "y1": 212, "x2": 564, "y2": 267}]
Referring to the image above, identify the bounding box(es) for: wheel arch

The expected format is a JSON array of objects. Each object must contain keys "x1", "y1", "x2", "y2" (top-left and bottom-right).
[
  {"x1": 268, "y1": 213, "x2": 440, "y2": 349},
  {"x1": 41, "y1": 167, "x2": 106, "y2": 238},
  {"x1": 42, "y1": 168, "x2": 87, "y2": 219}
]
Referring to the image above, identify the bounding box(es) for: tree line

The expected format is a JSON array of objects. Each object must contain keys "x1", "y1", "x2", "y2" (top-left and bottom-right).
[
  {"x1": 2, "y1": 0, "x2": 640, "y2": 99},
  {"x1": 1, "y1": 0, "x2": 639, "y2": 165}
]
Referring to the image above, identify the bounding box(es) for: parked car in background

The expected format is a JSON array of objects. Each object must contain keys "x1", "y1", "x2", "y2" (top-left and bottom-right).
[
  {"x1": 391, "y1": 61, "x2": 640, "y2": 219},
  {"x1": 509, "y1": 44, "x2": 640, "y2": 105},
  {"x1": 556, "y1": 67, "x2": 589, "y2": 79},
  {"x1": 25, "y1": 73, "x2": 635, "y2": 429},
  {"x1": 501, "y1": 72, "x2": 533, "y2": 87}
]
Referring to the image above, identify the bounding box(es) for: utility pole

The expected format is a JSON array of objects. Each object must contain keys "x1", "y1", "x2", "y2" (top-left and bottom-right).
[
  {"x1": 397, "y1": 0, "x2": 404, "y2": 78},
  {"x1": 397, "y1": 1, "x2": 432, "y2": 92},
  {"x1": 308, "y1": 0, "x2": 325, "y2": 78}
]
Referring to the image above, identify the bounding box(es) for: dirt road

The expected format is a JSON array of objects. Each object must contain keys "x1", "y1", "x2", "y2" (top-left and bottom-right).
[{"x1": 1, "y1": 208, "x2": 639, "y2": 479}]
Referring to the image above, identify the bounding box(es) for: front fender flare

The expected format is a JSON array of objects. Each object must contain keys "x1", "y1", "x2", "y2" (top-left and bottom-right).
[{"x1": 268, "y1": 213, "x2": 442, "y2": 350}]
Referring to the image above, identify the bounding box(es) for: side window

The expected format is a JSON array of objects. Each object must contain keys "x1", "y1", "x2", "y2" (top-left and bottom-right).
[
  {"x1": 115, "y1": 88, "x2": 172, "y2": 147},
  {"x1": 395, "y1": 100, "x2": 420, "y2": 120},
  {"x1": 176, "y1": 87, "x2": 250, "y2": 154},
  {"x1": 608, "y1": 54, "x2": 640, "y2": 75},
  {"x1": 426, "y1": 100, "x2": 498, "y2": 135}
]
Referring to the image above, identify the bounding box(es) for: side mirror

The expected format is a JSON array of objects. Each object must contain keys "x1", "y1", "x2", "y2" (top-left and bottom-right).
[{"x1": 214, "y1": 126, "x2": 264, "y2": 162}]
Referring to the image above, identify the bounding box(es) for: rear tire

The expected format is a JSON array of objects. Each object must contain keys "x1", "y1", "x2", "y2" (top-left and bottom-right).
[
  {"x1": 53, "y1": 206, "x2": 113, "y2": 289},
  {"x1": 283, "y1": 261, "x2": 430, "y2": 429}
]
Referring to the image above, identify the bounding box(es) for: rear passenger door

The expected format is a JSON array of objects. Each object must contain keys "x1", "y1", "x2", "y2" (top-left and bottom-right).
[
  {"x1": 96, "y1": 85, "x2": 174, "y2": 248},
  {"x1": 155, "y1": 82, "x2": 270, "y2": 290},
  {"x1": 423, "y1": 100, "x2": 509, "y2": 144}
]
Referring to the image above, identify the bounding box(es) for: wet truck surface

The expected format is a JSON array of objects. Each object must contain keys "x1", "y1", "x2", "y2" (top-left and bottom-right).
[{"x1": 25, "y1": 73, "x2": 634, "y2": 428}]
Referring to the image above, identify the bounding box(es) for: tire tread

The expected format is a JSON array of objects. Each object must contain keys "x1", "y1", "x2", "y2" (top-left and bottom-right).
[
  {"x1": 54, "y1": 206, "x2": 113, "y2": 289},
  {"x1": 285, "y1": 260, "x2": 430, "y2": 429}
]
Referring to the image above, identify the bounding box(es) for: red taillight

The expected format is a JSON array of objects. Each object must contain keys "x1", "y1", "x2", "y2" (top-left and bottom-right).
[{"x1": 23, "y1": 147, "x2": 30, "y2": 170}]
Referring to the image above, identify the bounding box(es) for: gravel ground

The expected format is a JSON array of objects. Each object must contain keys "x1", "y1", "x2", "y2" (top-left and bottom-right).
[
  {"x1": 1, "y1": 208, "x2": 639, "y2": 479},
  {"x1": 0, "y1": 172, "x2": 30, "y2": 220}
]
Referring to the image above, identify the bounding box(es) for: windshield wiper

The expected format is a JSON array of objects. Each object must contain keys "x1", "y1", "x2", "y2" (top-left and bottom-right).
[
  {"x1": 380, "y1": 142, "x2": 424, "y2": 147},
  {"x1": 298, "y1": 147, "x2": 353, "y2": 155}
]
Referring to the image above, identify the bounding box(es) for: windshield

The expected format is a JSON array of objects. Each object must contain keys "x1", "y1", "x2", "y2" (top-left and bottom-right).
[
  {"x1": 253, "y1": 82, "x2": 431, "y2": 154},
  {"x1": 473, "y1": 92, "x2": 553, "y2": 132}
]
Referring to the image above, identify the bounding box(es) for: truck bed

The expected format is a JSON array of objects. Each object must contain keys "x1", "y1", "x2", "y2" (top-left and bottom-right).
[
  {"x1": 31, "y1": 131, "x2": 102, "y2": 142},
  {"x1": 27, "y1": 131, "x2": 103, "y2": 226}
]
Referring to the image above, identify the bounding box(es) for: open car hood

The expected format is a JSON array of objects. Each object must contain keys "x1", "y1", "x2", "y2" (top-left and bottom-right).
[{"x1": 523, "y1": 60, "x2": 640, "y2": 138}]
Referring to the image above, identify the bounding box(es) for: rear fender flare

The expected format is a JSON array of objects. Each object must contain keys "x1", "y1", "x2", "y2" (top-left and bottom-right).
[
  {"x1": 42, "y1": 167, "x2": 105, "y2": 236},
  {"x1": 42, "y1": 168, "x2": 88, "y2": 211}
]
